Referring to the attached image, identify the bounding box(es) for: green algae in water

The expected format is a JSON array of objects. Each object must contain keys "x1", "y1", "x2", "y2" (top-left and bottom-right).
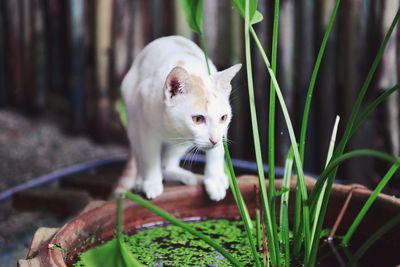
[{"x1": 74, "y1": 219, "x2": 260, "y2": 267}]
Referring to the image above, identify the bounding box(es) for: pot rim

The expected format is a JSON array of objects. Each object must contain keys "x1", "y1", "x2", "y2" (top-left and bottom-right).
[{"x1": 23, "y1": 175, "x2": 400, "y2": 267}]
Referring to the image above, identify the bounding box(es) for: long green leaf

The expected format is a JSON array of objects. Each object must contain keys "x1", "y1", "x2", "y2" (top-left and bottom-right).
[
  {"x1": 333, "y1": 8, "x2": 400, "y2": 162},
  {"x1": 255, "y1": 209, "x2": 262, "y2": 252},
  {"x1": 243, "y1": 1, "x2": 279, "y2": 265},
  {"x1": 342, "y1": 163, "x2": 400, "y2": 245},
  {"x1": 224, "y1": 155, "x2": 253, "y2": 229},
  {"x1": 281, "y1": 203, "x2": 290, "y2": 267},
  {"x1": 249, "y1": 26, "x2": 312, "y2": 262},
  {"x1": 224, "y1": 142, "x2": 261, "y2": 267},
  {"x1": 268, "y1": 1, "x2": 280, "y2": 265},
  {"x1": 180, "y1": 0, "x2": 203, "y2": 33},
  {"x1": 308, "y1": 11, "x2": 400, "y2": 265},
  {"x1": 308, "y1": 150, "x2": 400, "y2": 267},
  {"x1": 350, "y1": 84, "x2": 400, "y2": 137},
  {"x1": 280, "y1": 146, "x2": 294, "y2": 231},
  {"x1": 230, "y1": 0, "x2": 263, "y2": 24},
  {"x1": 267, "y1": 0, "x2": 279, "y2": 204},
  {"x1": 310, "y1": 116, "x2": 340, "y2": 250},
  {"x1": 124, "y1": 192, "x2": 243, "y2": 267},
  {"x1": 299, "y1": 0, "x2": 340, "y2": 163},
  {"x1": 280, "y1": 146, "x2": 294, "y2": 267},
  {"x1": 117, "y1": 196, "x2": 144, "y2": 267},
  {"x1": 310, "y1": 150, "x2": 400, "y2": 206},
  {"x1": 292, "y1": 181, "x2": 303, "y2": 257}
]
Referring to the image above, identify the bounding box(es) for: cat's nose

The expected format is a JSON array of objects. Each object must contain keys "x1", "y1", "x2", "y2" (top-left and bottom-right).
[{"x1": 209, "y1": 138, "x2": 219, "y2": 146}]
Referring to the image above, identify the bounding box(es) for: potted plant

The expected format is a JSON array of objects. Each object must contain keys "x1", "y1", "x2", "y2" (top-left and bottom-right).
[{"x1": 19, "y1": 0, "x2": 400, "y2": 266}]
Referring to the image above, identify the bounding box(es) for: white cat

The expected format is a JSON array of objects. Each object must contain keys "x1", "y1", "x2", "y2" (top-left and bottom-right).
[{"x1": 114, "y1": 36, "x2": 241, "y2": 201}]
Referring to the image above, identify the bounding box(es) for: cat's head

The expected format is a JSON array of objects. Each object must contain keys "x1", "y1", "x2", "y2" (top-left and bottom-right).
[{"x1": 163, "y1": 64, "x2": 241, "y2": 150}]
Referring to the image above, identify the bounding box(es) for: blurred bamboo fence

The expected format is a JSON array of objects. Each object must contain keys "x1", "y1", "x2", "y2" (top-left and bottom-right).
[{"x1": 0, "y1": 0, "x2": 399, "y2": 185}]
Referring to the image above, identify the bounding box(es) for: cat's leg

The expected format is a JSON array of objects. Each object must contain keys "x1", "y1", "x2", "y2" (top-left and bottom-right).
[
  {"x1": 138, "y1": 133, "x2": 164, "y2": 199},
  {"x1": 113, "y1": 116, "x2": 142, "y2": 196},
  {"x1": 204, "y1": 144, "x2": 229, "y2": 201},
  {"x1": 113, "y1": 154, "x2": 137, "y2": 196},
  {"x1": 162, "y1": 144, "x2": 202, "y2": 185}
]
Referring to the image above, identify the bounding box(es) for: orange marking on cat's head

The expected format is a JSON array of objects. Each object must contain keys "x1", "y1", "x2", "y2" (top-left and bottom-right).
[
  {"x1": 190, "y1": 75, "x2": 208, "y2": 110},
  {"x1": 175, "y1": 60, "x2": 185, "y2": 67}
]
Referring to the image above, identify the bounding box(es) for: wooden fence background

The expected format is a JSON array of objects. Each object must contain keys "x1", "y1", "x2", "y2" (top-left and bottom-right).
[{"x1": 0, "y1": 0, "x2": 399, "y2": 186}]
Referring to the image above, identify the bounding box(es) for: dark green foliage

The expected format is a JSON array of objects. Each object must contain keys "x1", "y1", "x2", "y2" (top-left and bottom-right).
[{"x1": 181, "y1": 0, "x2": 203, "y2": 33}]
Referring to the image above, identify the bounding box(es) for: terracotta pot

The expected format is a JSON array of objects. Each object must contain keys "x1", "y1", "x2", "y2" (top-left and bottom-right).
[{"x1": 18, "y1": 176, "x2": 400, "y2": 267}]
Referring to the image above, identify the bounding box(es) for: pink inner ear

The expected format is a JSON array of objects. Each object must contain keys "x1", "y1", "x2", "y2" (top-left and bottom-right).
[{"x1": 169, "y1": 77, "x2": 182, "y2": 97}]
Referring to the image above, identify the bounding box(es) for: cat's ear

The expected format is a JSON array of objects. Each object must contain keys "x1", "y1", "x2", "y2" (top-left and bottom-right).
[
  {"x1": 164, "y1": 66, "x2": 191, "y2": 104},
  {"x1": 212, "y1": 64, "x2": 242, "y2": 96}
]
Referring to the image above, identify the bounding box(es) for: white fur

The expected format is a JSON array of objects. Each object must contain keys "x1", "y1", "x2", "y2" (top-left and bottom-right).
[{"x1": 115, "y1": 36, "x2": 241, "y2": 201}]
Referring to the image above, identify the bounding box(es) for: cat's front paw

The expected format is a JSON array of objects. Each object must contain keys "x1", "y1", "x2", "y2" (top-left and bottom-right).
[
  {"x1": 142, "y1": 179, "x2": 164, "y2": 199},
  {"x1": 204, "y1": 176, "x2": 228, "y2": 201}
]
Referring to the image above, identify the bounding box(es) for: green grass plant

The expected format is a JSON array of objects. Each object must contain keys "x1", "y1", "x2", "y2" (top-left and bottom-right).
[{"x1": 103, "y1": 1, "x2": 400, "y2": 266}]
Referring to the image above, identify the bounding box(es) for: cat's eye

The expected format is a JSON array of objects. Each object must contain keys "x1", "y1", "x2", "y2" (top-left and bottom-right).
[
  {"x1": 220, "y1": 114, "x2": 228, "y2": 122},
  {"x1": 192, "y1": 115, "x2": 205, "y2": 125}
]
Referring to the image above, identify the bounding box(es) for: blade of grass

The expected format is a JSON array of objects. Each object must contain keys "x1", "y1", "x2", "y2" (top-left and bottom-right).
[
  {"x1": 280, "y1": 146, "x2": 294, "y2": 267},
  {"x1": 243, "y1": 1, "x2": 279, "y2": 265},
  {"x1": 116, "y1": 196, "x2": 144, "y2": 267},
  {"x1": 280, "y1": 147, "x2": 294, "y2": 228},
  {"x1": 341, "y1": 163, "x2": 400, "y2": 246},
  {"x1": 292, "y1": 182, "x2": 303, "y2": 258},
  {"x1": 255, "y1": 209, "x2": 261, "y2": 251},
  {"x1": 249, "y1": 25, "x2": 311, "y2": 262},
  {"x1": 268, "y1": 0, "x2": 279, "y2": 204},
  {"x1": 309, "y1": 8, "x2": 400, "y2": 231},
  {"x1": 350, "y1": 84, "x2": 400, "y2": 137},
  {"x1": 224, "y1": 154, "x2": 253, "y2": 229},
  {"x1": 299, "y1": 0, "x2": 340, "y2": 162},
  {"x1": 117, "y1": 237, "x2": 144, "y2": 267},
  {"x1": 332, "y1": 8, "x2": 400, "y2": 163},
  {"x1": 224, "y1": 142, "x2": 261, "y2": 267},
  {"x1": 294, "y1": 3, "x2": 341, "y2": 254},
  {"x1": 308, "y1": 10, "x2": 400, "y2": 266},
  {"x1": 310, "y1": 86, "x2": 400, "y2": 212},
  {"x1": 279, "y1": 146, "x2": 294, "y2": 231},
  {"x1": 349, "y1": 213, "x2": 400, "y2": 264},
  {"x1": 117, "y1": 196, "x2": 123, "y2": 238},
  {"x1": 310, "y1": 150, "x2": 400, "y2": 205},
  {"x1": 310, "y1": 116, "x2": 340, "y2": 248},
  {"x1": 310, "y1": 8, "x2": 400, "y2": 207},
  {"x1": 308, "y1": 151, "x2": 400, "y2": 267},
  {"x1": 281, "y1": 203, "x2": 290, "y2": 267},
  {"x1": 268, "y1": 1, "x2": 280, "y2": 265},
  {"x1": 124, "y1": 192, "x2": 244, "y2": 267}
]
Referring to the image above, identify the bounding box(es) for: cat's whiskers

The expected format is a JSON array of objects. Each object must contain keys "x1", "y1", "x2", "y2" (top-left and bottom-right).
[
  {"x1": 187, "y1": 145, "x2": 200, "y2": 171},
  {"x1": 182, "y1": 145, "x2": 196, "y2": 168}
]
